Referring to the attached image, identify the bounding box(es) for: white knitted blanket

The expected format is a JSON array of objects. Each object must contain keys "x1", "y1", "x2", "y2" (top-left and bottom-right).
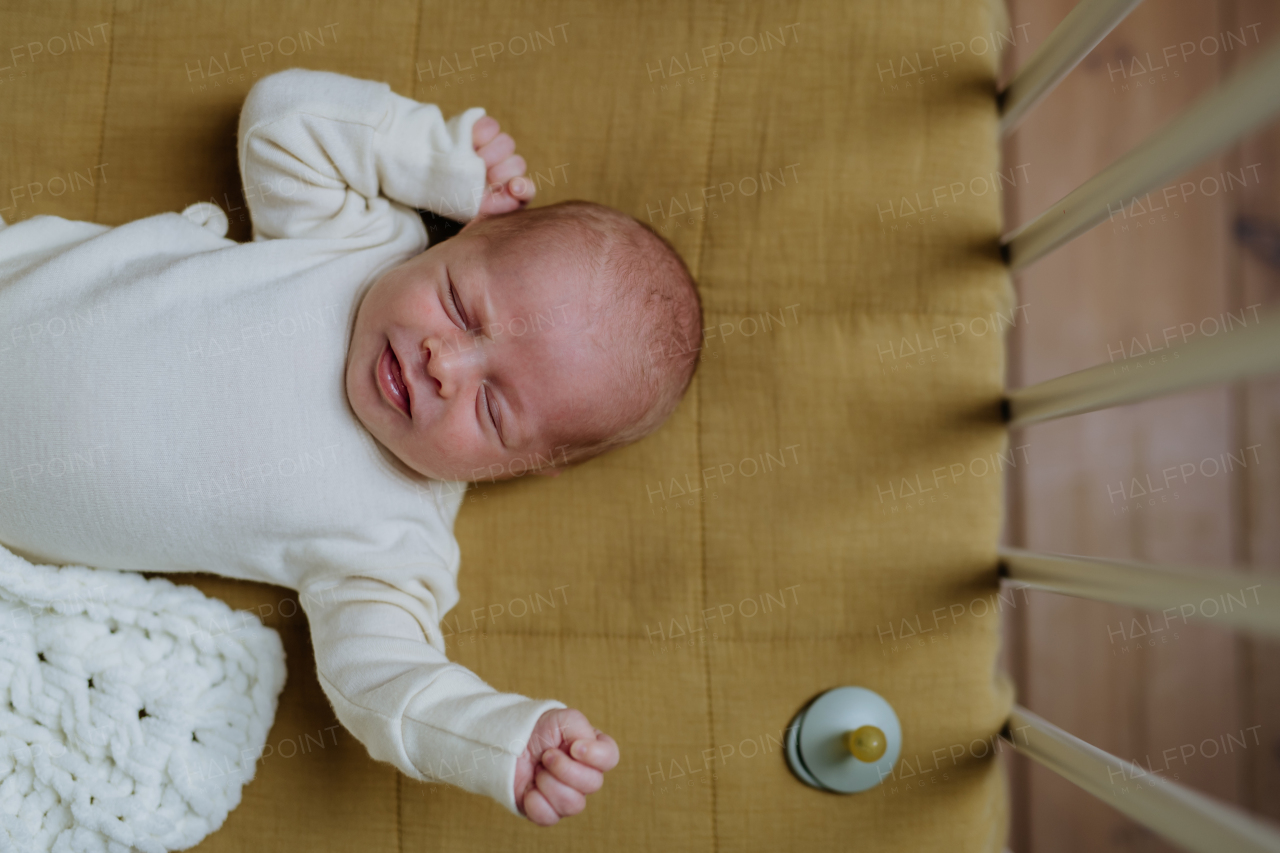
[{"x1": 0, "y1": 543, "x2": 287, "y2": 852}]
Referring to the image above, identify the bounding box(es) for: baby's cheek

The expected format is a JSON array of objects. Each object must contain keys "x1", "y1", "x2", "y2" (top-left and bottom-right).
[{"x1": 415, "y1": 417, "x2": 492, "y2": 482}]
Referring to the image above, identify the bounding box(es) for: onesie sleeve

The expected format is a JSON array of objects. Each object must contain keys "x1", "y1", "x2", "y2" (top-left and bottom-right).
[
  {"x1": 237, "y1": 67, "x2": 489, "y2": 241},
  {"x1": 298, "y1": 572, "x2": 567, "y2": 818}
]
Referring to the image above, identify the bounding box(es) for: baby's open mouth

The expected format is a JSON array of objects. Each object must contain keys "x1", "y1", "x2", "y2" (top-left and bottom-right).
[{"x1": 377, "y1": 342, "x2": 412, "y2": 418}]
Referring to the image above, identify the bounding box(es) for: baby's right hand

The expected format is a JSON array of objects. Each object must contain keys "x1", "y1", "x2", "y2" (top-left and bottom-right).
[
  {"x1": 472, "y1": 115, "x2": 536, "y2": 217},
  {"x1": 514, "y1": 708, "x2": 619, "y2": 826}
]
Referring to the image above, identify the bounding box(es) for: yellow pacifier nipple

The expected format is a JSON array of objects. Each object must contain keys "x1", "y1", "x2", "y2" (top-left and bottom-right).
[{"x1": 845, "y1": 725, "x2": 887, "y2": 762}]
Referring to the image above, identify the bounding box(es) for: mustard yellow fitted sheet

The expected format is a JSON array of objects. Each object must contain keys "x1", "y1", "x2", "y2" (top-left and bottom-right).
[{"x1": 0, "y1": 0, "x2": 1015, "y2": 849}]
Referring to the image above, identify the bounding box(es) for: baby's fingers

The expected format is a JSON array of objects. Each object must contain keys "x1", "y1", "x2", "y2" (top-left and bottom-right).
[
  {"x1": 487, "y1": 154, "x2": 526, "y2": 189},
  {"x1": 535, "y1": 764, "x2": 586, "y2": 816},
  {"x1": 472, "y1": 116, "x2": 501, "y2": 150},
  {"x1": 477, "y1": 132, "x2": 515, "y2": 169},
  {"x1": 522, "y1": 787, "x2": 560, "y2": 827},
  {"x1": 542, "y1": 748, "x2": 603, "y2": 794},
  {"x1": 509, "y1": 175, "x2": 536, "y2": 202},
  {"x1": 570, "y1": 732, "x2": 620, "y2": 772}
]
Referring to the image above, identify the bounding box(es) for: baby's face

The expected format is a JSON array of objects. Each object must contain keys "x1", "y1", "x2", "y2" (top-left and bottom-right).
[{"x1": 346, "y1": 224, "x2": 616, "y2": 482}]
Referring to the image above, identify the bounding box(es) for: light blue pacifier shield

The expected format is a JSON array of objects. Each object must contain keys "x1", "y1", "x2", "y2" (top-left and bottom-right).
[{"x1": 785, "y1": 686, "x2": 902, "y2": 793}]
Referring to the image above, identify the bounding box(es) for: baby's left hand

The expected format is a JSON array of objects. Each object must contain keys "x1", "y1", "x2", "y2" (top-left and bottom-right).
[{"x1": 472, "y1": 115, "x2": 536, "y2": 218}]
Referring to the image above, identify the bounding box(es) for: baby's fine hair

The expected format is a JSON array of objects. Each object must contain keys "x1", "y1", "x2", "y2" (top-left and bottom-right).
[{"x1": 468, "y1": 200, "x2": 703, "y2": 468}]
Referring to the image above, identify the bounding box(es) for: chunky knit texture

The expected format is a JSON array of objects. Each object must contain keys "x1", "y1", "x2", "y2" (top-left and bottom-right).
[{"x1": 0, "y1": 542, "x2": 285, "y2": 852}]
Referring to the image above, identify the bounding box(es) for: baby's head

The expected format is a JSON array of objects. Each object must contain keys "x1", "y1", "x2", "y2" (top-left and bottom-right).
[{"x1": 346, "y1": 201, "x2": 702, "y2": 482}]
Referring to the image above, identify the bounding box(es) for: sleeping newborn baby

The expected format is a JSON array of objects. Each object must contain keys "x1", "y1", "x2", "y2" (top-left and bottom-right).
[{"x1": 0, "y1": 68, "x2": 702, "y2": 825}]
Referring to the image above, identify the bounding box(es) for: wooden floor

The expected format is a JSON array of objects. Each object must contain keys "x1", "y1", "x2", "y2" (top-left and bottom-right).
[{"x1": 1000, "y1": 1, "x2": 1280, "y2": 851}]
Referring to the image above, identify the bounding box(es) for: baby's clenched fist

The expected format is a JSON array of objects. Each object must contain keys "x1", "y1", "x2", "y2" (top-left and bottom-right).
[
  {"x1": 472, "y1": 115, "x2": 535, "y2": 218},
  {"x1": 514, "y1": 708, "x2": 619, "y2": 826}
]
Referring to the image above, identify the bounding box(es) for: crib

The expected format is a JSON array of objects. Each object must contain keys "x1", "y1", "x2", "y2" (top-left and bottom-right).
[
  {"x1": 2, "y1": 0, "x2": 1278, "y2": 850},
  {"x1": 985, "y1": 1, "x2": 1280, "y2": 849}
]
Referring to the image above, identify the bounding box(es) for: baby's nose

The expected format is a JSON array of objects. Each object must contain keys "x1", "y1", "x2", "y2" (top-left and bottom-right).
[
  {"x1": 419, "y1": 339, "x2": 443, "y2": 394},
  {"x1": 422, "y1": 334, "x2": 484, "y2": 398}
]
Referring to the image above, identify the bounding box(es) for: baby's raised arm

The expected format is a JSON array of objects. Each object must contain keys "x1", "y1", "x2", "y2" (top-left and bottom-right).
[{"x1": 238, "y1": 68, "x2": 496, "y2": 240}]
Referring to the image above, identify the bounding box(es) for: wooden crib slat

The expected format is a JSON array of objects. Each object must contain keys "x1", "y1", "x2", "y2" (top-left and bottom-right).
[
  {"x1": 998, "y1": 548, "x2": 1280, "y2": 638},
  {"x1": 1002, "y1": 0, "x2": 1280, "y2": 846},
  {"x1": 1004, "y1": 706, "x2": 1280, "y2": 853},
  {"x1": 999, "y1": 0, "x2": 1145, "y2": 134},
  {"x1": 1002, "y1": 38, "x2": 1280, "y2": 269},
  {"x1": 1004, "y1": 307, "x2": 1280, "y2": 426}
]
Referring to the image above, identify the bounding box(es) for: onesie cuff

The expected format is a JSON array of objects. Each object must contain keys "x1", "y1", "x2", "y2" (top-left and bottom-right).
[
  {"x1": 376, "y1": 93, "x2": 489, "y2": 223},
  {"x1": 400, "y1": 689, "x2": 568, "y2": 818},
  {"x1": 440, "y1": 107, "x2": 489, "y2": 221}
]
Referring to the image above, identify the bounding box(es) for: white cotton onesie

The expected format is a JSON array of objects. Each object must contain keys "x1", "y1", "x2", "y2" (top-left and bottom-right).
[{"x1": 0, "y1": 67, "x2": 565, "y2": 818}]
